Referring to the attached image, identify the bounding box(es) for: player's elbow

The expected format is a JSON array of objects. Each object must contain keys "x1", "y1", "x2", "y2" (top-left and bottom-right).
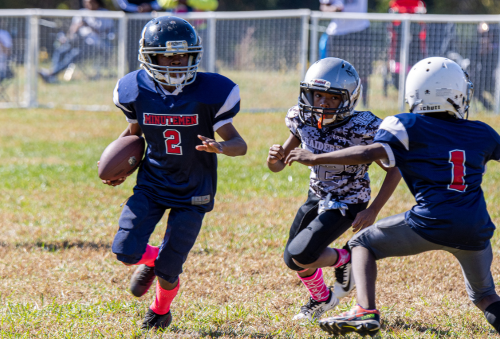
[
  {"x1": 359, "y1": 145, "x2": 382, "y2": 163},
  {"x1": 238, "y1": 139, "x2": 248, "y2": 156}
]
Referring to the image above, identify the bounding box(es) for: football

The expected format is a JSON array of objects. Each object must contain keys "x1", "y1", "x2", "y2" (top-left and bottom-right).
[{"x1": 98, "y1": 135, "x2": 146, "y2": 181}]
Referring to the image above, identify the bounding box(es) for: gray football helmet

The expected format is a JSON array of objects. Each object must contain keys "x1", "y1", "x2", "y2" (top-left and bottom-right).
[{"x1": 299, "y1": 58, "x2": 361, "y2": 129}]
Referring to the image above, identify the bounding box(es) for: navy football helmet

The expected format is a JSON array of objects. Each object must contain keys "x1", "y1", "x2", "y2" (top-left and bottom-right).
[{"x1": 138, "y1": 16, "x2": 203, "y2": 88}]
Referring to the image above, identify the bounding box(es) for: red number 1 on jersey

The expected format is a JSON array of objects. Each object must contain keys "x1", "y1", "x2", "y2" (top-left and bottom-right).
[
  {"x1": 448, "y1": 150, "x2": 466, "y2": 192},
  {"x1": 164, "y1": 129, "x2": 182, "y2": 155}
]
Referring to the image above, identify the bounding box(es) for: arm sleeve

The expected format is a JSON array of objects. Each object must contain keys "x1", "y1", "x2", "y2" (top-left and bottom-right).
[
  {"x1": 113, "y1": 79, "x2": 137, "y2": 123},
  {"x1": 213, "y1": 84, "x2": 240, "y2": 131},
  {"x1": 374, "y1": 116, "x2": 410, "y2": 167}
]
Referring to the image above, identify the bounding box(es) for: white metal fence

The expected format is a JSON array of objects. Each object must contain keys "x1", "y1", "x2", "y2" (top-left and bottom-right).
[{"x1": 0, "y1": 9, "x2": 499, "y2": 114}]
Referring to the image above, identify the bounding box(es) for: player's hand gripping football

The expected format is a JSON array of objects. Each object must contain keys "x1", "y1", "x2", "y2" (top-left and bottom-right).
[
  {"x1": 267, "y1": 144, "x2": 285, "y2": 164},
  {"x1": 351, "y1": 207, "x2": 378, "y2": 233},
  {"x1": 97, "y1": 161, "x2": 127, "y2": 186},
  {"x1": 196, "y1": 135, "x2": 223, "y2": 154},
  {"x1": 285, "y1": 148, "x2": 317, "y2": 166}
]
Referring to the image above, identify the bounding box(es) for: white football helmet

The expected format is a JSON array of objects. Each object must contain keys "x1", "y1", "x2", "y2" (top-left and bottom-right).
[{"x1": 405, "y1": 57, "x2": 473, "y2": 119}]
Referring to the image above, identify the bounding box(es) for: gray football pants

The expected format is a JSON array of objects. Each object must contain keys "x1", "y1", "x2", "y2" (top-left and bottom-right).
[{"x1": 349, "y1": 212, "x2": 496, "y2": 304}]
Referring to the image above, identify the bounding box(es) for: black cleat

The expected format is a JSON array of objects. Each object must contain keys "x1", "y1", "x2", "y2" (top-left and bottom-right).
[
  {"x1": 334, "y1": 244, "x2": 355, "y2": 299},
  {"x1": 130, "y1": 264, "x2": 156, "y2": 297},
  {"x1": 319, "y1": 304, "x2": 380, "y2": 337},
  {"x1": 141, "y1": 308, "x2": 172, "y2": 331}
]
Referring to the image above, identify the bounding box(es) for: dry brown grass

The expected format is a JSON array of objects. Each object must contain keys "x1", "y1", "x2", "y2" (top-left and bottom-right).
[{"x1": 1, "y1": 108, "x2": 500, "y2": 338}]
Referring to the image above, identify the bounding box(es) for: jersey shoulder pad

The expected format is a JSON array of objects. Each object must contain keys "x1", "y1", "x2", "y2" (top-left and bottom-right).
[
  {"x1": 114, "y1": 70, "x2": 143, "y2": 104},
  {"x1": 285, "y1": 105, "x2": 302, "y2": 138},
  {"x1": 378, "y1": 114, "x2": 411, "y2": 150},
  {"x1": 286, "y1": 105, "x2": 300, "y2": 120},
  {"x1": 351, "y1": 110, "x2": 381, "y2": 128},
  {"x1": 195, "y1": 72, "x2": 239, "y2": 103}
]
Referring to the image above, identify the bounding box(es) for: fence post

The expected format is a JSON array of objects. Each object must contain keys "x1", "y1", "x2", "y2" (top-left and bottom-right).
[
  {"x1": 300, "y1": 13, "x2": 310, "y2": 80},
  {"x1": 494, "y1": 21, "x2": 500, "y2": 114},
  {"x1": 207, "y1": 15, "x2": 216, "y2": 73},
  {"x1": 25, "y1": 14, "x2": 39, "y2": 108},
  {"x1": 310, "y1": 15, "x2": 319, "y2": 65},
  {"x1": 398, "y1": 17, "x2": 410, "y2": 112},
  {"x1": 117, "y1": 15, "x2": 127, "y2": 79}
]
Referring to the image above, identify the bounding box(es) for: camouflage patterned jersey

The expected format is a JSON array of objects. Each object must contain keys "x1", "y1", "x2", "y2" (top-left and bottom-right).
[{"x1": 285, "y1": 105, "x2": 382, "y2": 204}]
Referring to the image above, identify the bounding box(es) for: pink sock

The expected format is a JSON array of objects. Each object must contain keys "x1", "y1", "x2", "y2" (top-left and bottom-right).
[
  {"x1": 136, "y1": 244, "x2": 159, "y2": 267},
  {"x1": 298, "y1": 268, "x2": 330, "y2": 302},
  {"x1": 150, "y1": 279, "x2": 180, "y2": 315},
  {"x1": 332, "y1": 248, "x2": 350, "y2": 268}
]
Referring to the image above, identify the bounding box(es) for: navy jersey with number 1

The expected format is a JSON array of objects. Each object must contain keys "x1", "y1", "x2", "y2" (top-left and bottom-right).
[
  {"x1": 113, "y1": 69, "x2": 240, "y2": 212},
  {"x1": 374, "y1": 113, "x2": 500, "y2": 251}
]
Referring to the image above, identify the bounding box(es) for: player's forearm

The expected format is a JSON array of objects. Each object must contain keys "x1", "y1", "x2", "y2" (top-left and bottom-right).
[
  {"x1": 267, "y1": 159, "x2": 286, "y2": 172},
  {"x1": 313, "y1": 144, "x2": 385, "y2": 165},
  {"x1": 119, "y1": 123, "x2": 142, "y2": 138},
  {"x1": 220, "y1": 136, "x2": 247, "y2": 156},
  {"x1": 367, "y1": 167, "x2": 401, "y2": 213}
]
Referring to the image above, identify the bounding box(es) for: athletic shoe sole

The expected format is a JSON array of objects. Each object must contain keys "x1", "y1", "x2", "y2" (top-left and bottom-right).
[{"x1": 319, "y1": 318, "x2": 380, "y2": 337}]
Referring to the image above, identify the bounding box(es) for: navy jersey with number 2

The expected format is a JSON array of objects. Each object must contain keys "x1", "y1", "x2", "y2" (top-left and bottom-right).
[
  {"x1": 113, "y1": 70, "x2": 240, "y2": 211},
  {"x1": 375, "y1": 113, "x2": 500, "y2": 250}
]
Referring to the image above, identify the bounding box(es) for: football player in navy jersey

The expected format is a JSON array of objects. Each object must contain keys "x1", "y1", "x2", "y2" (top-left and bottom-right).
[
  {"x1": 285, "y1": 57, "x2": 500, "y2": 336},
  {"x1": 267, "y1": 58, "x2": 401, "y2": 321},
  {"x1": 103, "y1": 16, "x2": 247, "y2": 331}
]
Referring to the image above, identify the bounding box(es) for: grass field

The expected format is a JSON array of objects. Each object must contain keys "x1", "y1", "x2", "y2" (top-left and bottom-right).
[{"x1": 1, "y1": 107, "x2": 500, "y2": 338}]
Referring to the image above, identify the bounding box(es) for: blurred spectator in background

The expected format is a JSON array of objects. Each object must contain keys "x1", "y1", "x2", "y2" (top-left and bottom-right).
[
  {"x1": 158, "y1": 0, "x2": 218, "y2": 13},
  {"x1": 112, "y1": 0, "x2": 162, "y2": 13},
  {"x1": 39, "y1": 0, "x2": 113, "y2": 83},
  {"x1": 112, "y1": 0, "x2": 161, "y2": 73},
  {"x1": 318, "y1": 0, "x2": 371, "y2": 107},
  {"x1": 470, "y1": 22, "x2": 499, "y2": 111},
  {"x1": 0, "y1": 28, "x2": 13, "y2": 81}
]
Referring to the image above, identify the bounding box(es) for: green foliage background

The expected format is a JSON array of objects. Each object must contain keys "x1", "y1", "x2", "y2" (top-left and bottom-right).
[{"x1": 1, "y1": 0, "x2": 499, "y2": 14}]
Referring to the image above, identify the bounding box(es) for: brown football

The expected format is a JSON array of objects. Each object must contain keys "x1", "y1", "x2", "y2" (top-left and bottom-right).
[{"x1": 98, "y1": 135, "x2": 146, "y2": 181}]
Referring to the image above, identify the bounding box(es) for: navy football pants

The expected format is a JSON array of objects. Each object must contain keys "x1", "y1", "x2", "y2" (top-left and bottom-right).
[{"x1": 112, "y1": 192, "x2": 205, "y2": 284}]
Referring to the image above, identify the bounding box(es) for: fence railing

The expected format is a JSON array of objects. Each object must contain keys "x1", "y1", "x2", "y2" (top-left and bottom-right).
[{"x1": 0, "y1": 9, "x2": 499, "y2": 114}]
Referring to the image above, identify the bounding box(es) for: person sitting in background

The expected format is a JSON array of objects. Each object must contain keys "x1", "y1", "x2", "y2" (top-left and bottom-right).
[
  {"x1": 39, "y1": 0, "x2": 113, "y2": 83},
  {"x1": 111, "y1": 0, "x2": 162, "y2": 73},
  {"x1": 158, "y1": 0, "x2": 218, "y2": 13},
  {"x1": 0, "y1": 28, "x2": 13, "y2": 81}
]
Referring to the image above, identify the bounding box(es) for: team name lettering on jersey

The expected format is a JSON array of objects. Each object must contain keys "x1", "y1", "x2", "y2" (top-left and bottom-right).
[
  {"x1": 302, "y1": 136, "x2": 338, "y2": 152},
  {"x1": 143, "y1": 113, "x2": 199, "y2": 126}
]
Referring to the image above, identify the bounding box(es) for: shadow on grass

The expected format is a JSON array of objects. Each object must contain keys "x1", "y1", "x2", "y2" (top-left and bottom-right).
[
  {"x1": 383, "y1": 318, "x2": 452, "y2": 336},
  {"x1": 165, "y1": 326, "x2": 292, "y2": 338},
  {"x1": 9, "y1": 241, "x2": 111, "y2": 252}
]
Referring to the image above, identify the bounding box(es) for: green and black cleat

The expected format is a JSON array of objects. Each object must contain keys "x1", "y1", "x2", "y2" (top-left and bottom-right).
[{"x1": 319, "y1": 304, "x2": 380, "y2": 337}]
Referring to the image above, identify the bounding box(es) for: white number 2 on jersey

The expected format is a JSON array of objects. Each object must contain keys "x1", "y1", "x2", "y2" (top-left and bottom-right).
[{"x1": 314, "y1": 164, "x2": 346, "y2": 181}]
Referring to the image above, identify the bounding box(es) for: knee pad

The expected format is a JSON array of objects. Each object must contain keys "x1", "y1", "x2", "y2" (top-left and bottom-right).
[
  {"x1": 283, "y1": 248, "x2": 303, "y2": 271},
  {"x1": 485, "y1": 301, "x2": 500, "y2": 332},
  {"x1": 287, "y1": 231, "x2": 318, "y2": 266}
]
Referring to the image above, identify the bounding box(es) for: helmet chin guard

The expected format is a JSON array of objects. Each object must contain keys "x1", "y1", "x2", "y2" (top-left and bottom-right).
[
  {"x1": 405, "y1": 57, "x2": 473, "y2": 119},
  {"x1": 298, "y1": 58, "x2": 361, "y2": 129},
  {"x1": 138, "y1": 16, "x2": 203, "y2": 90}
]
